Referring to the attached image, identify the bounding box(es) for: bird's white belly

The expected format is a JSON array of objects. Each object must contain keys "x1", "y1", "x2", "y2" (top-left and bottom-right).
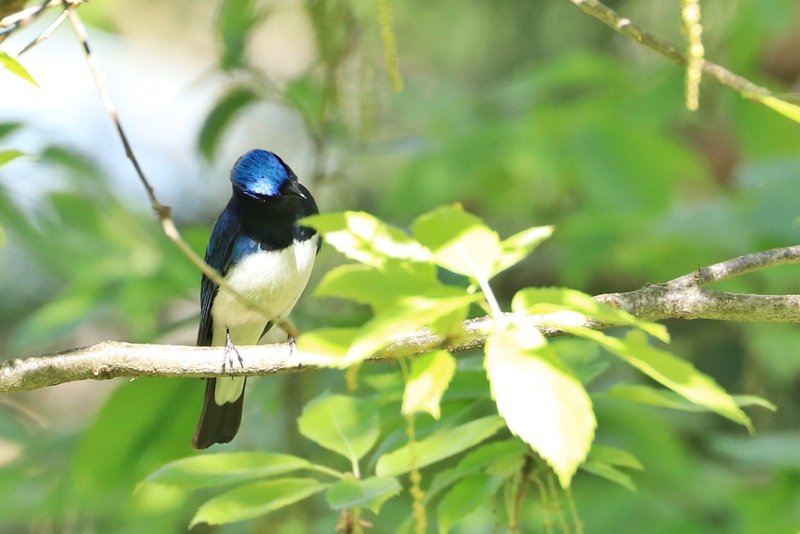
[{"x1": 211, "y1": 237, "x2": 317, "y2": 346}]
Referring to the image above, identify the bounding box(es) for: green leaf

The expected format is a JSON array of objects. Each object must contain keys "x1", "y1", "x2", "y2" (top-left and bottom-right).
[
  {"x1": 438, "y1": 473, "x2": 503, "y2": 534},
  {"x1": 0, "y1": 52, "x2": 39, "y2": 87},
  {"x1": 587, "y1": 445, "x2": 643, "y2": 470},
  {"x1": 190, "y1": 477, "x2": 326, "y2": 527},
  {"x1": 217, "y1": 0, "x2": 265, "y2": 69},
  {"x1": 580, "y1": 461, "x2": 636, "y2": 492},
  {"x1": 513, "y1": 287, "x2": 669, "y2": 342},
  {"x1": 745, "y1": 92, "x2": 800, "y2": 124},
  {"x1": 298, "y1": 394, "x2": 379, "y2": 464},
  {"x1": 314, "y1": 263, "x2": 439, "y2": 308},
  {"x1": 402, "y1": 350, "x2": 457, "y2": 419},
  {"x1": 485, "y1": 324, "x2": 596, "y2": 487},
  {"x1": 412, "y1": 204, "x2": 502, "y2": 280},
  {"x1": 492, "y1": 225, "x2": 554, "y2": 276},
  {"x1": 567, "y1": 328, "x2": 753, "y2": 431},
  {"x1": 426, "y1": 439, "x2": 528, "y2": 503},
  {"x1": 375, "y1": 415, "x2": 506, "y2": 477},
  {"x1": 296, "y1": 327, "x2": 360, "y2": 366},
  {"x1": 144, "y1": 452, "x2": 311, "y2": 489},
  {"x1": 326, "y1": 476, "x2": 402, "y2": 513},
  {"x1": 303, "y1": 211, "x2": 430, "y2": 267},
  {"x1": 198, "y1": 86, "x2": 260, "y2": 160},
  {"x1": 605, "y1": 384, "x2": 776, "y2": 413},
  {"x1": 0, "y1": 149, "x2": 23, "y2": 167},
  {"x1": 342, "y1": 293, "x2": 477, "y2": 365}
]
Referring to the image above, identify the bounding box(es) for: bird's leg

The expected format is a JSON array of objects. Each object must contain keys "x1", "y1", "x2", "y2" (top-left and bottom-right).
[{"x1": 223, "y1": 327, "x2": 244, "y2": 376}]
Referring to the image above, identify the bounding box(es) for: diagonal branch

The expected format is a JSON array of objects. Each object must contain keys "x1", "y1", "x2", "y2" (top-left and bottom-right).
[
  {"x1": 2, "y1": 246, "x2": 800, "y2": 395},
  {"x1": 568, "y1": 0, "x2": 800, "y2": 106}
]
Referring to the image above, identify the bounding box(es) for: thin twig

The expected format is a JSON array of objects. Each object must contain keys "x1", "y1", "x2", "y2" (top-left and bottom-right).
[
  {"x1": 64, "y1": 6, "x2": 273, "y2": 321},
  {"x1": 0, "y1": 0, "x2": 58, "y2": 38},
  {"x1": 568, "y1": 0, "x2": 800, "y2": 106}
]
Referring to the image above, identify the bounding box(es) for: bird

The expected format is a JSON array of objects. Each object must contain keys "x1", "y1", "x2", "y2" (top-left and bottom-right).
[{"x1": 192, "y1": 149, "x2": 319, "y2": 450}]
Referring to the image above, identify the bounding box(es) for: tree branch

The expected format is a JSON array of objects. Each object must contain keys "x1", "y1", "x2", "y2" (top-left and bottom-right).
[
  {"x1": 568, "y1": 0, "x2": 800, "y2": 106},
  {"x1": 2, "y1": 246, "x2": 800, "y2": 395}
]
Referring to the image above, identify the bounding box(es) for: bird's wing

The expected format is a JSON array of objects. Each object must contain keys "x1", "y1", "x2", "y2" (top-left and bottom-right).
[{"x1": 197, "y1": 205, "x2": 242, "y2": 346}]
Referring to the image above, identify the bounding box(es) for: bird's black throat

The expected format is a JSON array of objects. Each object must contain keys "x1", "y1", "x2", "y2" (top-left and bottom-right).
[{"x1": 231, "y1": 187, "x2": 316, "y2": 251}]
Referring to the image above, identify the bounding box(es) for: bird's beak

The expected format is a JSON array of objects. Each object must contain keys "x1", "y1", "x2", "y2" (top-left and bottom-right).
[{"x1": 283, "y1": 181, "x2": 307, "y2": 199}]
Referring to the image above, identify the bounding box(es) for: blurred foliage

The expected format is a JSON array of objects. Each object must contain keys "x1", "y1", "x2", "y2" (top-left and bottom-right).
[{"x1": 0, "y1": 0, "x2": 800, "y2": 532}]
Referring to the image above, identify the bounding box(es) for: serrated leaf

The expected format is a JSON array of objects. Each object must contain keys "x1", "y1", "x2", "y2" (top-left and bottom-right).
[
  {"x1": 580, "y1": 461, "x2": 636, "y2": 492},
  {"x1": 605, "y1": 384, "x2": 776, "y2": 413},
  {"x1": 402, "y1": 351, "x2": 457, "y2": 419},
  {"x1": 198, "y1": 86, "x2": 260, "y2": 160},
  {"x1": 0, "y1": 52, "x2": 39, "y2": 87},
  {"x1": 0, "y1": 149, "x2": 23, "y2": 167},
  {"x1": 190, "y1": 477, "x2": 326, "y2": 527},
  {"x1": 485, "y1": 324, "x2": 596, "y2": 487},
  {"x1": 745, "y1": 92, "x2": 800, "y2": 124},
  {"x1": 303, "y1": 211, "x2": 430, "y2": 266},
  {"x1": 298, "y1": 394, "x2": 379, "y2": 464},
  {"x1": 314, "y1": 263, "x2": 439, "y2": 307},
  {"x1": 144, "y1": 452, "x2": 311, "y2": 489},
  {"x1": 412, "y1": 204, "x2": 502, "y2": 280},
  {"x1": 438, "y1": 473, "x2": 503, "y2": 534},
  {"x1": 342, "y1": 293, "x2": 477, "y2": 365},
  {"x1": 568, "y1": 327, "x2": 753, "y2": 431},
  {"x1": 375, "y1": 415, "x2": 505, "y2": 477},
  {"x1": 513, "y1": 287, "x2": 668, "y2": 342},
  {"x1": 326, "y1": 476, "x2": 401, "y2": 513},
  {"x1": 492, "y1": 225, "x2": 554, "y2": 276},
  {"x1": 587, "y1": 445, "x2": 643, "y2": 470}
]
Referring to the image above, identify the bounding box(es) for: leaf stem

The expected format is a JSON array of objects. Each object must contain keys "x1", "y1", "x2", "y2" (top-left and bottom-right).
[{"x1": 307, "y1": 464, "x2": 347, "y2": 480}]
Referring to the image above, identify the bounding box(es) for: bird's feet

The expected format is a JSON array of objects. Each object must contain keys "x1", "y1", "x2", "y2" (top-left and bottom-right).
[{"x1": 223, "y1": 328, "x2": 244, "y2": 376}]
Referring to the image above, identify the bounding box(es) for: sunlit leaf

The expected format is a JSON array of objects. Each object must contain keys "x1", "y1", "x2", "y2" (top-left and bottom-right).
[
  {"x1": 485, "y1": 324, "x2": 596, "y2": 487},
  {"x1": 492, "y1": 225, "x2": 554, "y2": 276},
  {"x1": 326, "y1": 476, "x2": 401, "y2": 513},
  {"x1": 198, "y1": 86, "x2": 260, "y2": 160},
  {"x1": 513, "y1": 287, "x2": 668, "y2": 342},
  {"x1": 0, "y1": 52, "x2": 39, "y2": 87},
  {"x1": 402, "y1": 350, "x2": 457, "y2": 419},
  {"x1": 298, "y1": 394, "x2": 379, "y2": 464},
  {"x1": 567, "y1": 328, "x2": 753, "y2": 431},
  {"x1": 144, "y1": 452, "x2": 310, "y2": 489},
  {"x1": 295, "y1": 327, "x2": 360, "y2": 366},
  {"x1": 438, "y1": 472, "x2": 503, "y2": 534},
  {"x1": 314, "y1": 263, "x2": 439, "y2": 307},
  {"x1": 605, "y1": 384, "x2": 776, "y2": 413},
  {"x1": 342, "y1": 293, "x2": 477, "y2": 365},
  {"x1": 190, "y1": 478, "x2": 326, "y2": 527},
  {"x1": 303, "y1": 211, "x2": 430, "y2": 266},
  {"x1": 375, "y1": 416, "x2": 506, "y2": 477},
  {"x1": 412, "y1": 204, "x2": 502, "y2": 280}
]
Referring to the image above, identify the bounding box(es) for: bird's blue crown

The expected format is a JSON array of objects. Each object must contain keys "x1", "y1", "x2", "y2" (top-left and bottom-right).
[{"x1": 230, "y1": 149, "x2": 293, "y2": 198}]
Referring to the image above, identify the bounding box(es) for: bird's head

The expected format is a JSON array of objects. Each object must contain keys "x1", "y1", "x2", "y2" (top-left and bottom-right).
[{"x1": 230, "y1": 149, "x2": 306, "y2": 200}]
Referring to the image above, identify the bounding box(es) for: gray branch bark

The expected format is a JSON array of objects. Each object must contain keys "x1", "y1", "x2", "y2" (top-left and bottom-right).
[{"x1": 2, "y1": 246, "x2": 799, "y2": 395}]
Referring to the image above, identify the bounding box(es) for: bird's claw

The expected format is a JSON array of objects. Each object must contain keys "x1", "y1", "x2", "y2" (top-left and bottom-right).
[{"x1": 223, "y1": 328, "x2": 244, "y2": 377}]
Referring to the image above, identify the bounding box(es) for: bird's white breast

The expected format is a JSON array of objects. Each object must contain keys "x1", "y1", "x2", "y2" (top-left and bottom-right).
[{"x1": 211, "y1": 236, "x2": 318, "y2": 346}]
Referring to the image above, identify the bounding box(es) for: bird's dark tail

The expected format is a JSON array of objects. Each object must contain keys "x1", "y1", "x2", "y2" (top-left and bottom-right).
[{"x1": 192, "y1": 378, "x2": 246, "y2": 449}]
